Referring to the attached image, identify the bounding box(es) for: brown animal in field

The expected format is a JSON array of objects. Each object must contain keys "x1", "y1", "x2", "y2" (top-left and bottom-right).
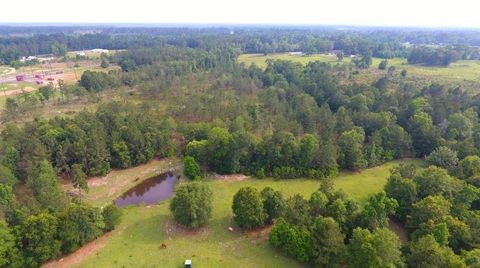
[{"x1": 161, "y1": 243, "x2": 167, "y2": 249}]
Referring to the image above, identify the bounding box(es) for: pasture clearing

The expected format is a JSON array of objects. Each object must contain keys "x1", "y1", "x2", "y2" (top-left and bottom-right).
[
  {"x1": 50, "y1": 159, "x2": 420, "y2": 268},
  {"x1": 0, "y1": 66, "x2": 15, "y2": 75},
  {"x1": 238, "y1": 53, "x2": 480, "y2": 86}
]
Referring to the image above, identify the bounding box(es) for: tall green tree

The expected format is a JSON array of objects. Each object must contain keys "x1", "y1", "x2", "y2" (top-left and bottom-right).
[
  {"x1": 71, "y1": 164, "x2": 88, "y2": 197},
  {"x1": 170, "y1": 182, "x2": 213, "y2": 228},
  {"x1": 0, "y1": 165, "x2": 17, "y2": 186},
  {"x1": 338, "y1": 128, "x2": 366, "y2": 170},
  {"x1": 414, "y1": 166, "x2": 462, "y2": 199},
  {"x1": 311, "y1": 216, "x2": 347, "y2": 267},
  {"x1": 457, "y1": 155, "x2": 480, "y2": 180},
  {"x1": 408, "y1": 111, "x2": 440, "y2": 156},
  {"x1": 57, "y1": 202, "x2": 104, "y2": 253},
  {"x1": 426, "y1": 147, "x2": 459, "y2": 173},
  {"x1": 261, "y1": 187, "x2": 286, "y2": 224},
  {"x1": 408, "y1": 195, "x2": 452, "y2": 230},
  {"x1": 407, "y1": 235, "x2": 466, "y2": 268},
  {"x1": 358, "y1": 192, "x2": 398, "y2": 230},
  {"x1": 314, "y1": 104, "x2": 338, "y2": 176},
  {"x1": 27, "y1": 160, "x2": 65, "y2": 210},
  {"x1": 15, "y1": 213, "x2": 61, "y2": 267},
  {"x1": 232, "y1": 187, "x2": 267, "y2": 229},
  {"x1": 269, "y1": 218, "x2": 315, "y2": 264},
  {"x1": 183, "y1": 156, "x2": 201, "y2": 180},
  {"x1": 102, "y1": 204, "x2": 122, "y2": 231},
  {"x1": 0, "y1": 222, "x2": 22, "y2": 268},
  {"x1": 385, "y1": 173, "x2": 417, "y2": 220},
  {"x1": 348, "y1": 227, "x2": 404, "y2": 268},
  {"x1": 206, "y1": 127, "x2": 239, "y2": 174}
]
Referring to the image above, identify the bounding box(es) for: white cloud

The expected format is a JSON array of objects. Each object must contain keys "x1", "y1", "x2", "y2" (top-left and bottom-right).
[{"x1": 0, "y1": 0, "x2": 479, "y2": 28}]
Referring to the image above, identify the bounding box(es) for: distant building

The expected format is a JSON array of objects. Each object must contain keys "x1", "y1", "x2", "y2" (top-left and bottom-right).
[
  {"x1": 91, "y1": 49, "x2": 109, "y2": 53},
  {"x1": 19, "y1": 56, "x2": 38, "y2": 62},
  {"x1": 76, "y1": 52, "x2": 86, "y2": 56},
  {"x1": 288, "y1": 51, "x2": 303, "y2": 56}
]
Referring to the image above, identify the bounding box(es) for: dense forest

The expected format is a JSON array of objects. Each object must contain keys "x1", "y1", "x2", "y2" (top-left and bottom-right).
[
  {"x1": 1, "y1": 26, "x2": 480, "y2": 267},
  {"x1": 2, "y1": 26, "x2": 480, "y2": 65}
]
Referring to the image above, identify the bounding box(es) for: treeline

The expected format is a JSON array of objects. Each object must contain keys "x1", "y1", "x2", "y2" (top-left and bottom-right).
[
  {"x1": 0, "y1": 33, "x2": 166, "y2": 65},
  {"x1": 1, "y1": 102, "x2": 175, "y2": 181},
  {"x1": 0, "y1": 153, "x2": 121, "y2": 267},
  {"x1": 407, "y1": 46, "x2": 480, "y2": 66},
  {"x1": 0, "y1": 197, "x2": 121, "y2": 267},
  {"x1": 4, "y1": 26, "x2": 480, "y2": 66},
  {"x1": 228, "y1": 160, "x2": 480, "y2": 267}
]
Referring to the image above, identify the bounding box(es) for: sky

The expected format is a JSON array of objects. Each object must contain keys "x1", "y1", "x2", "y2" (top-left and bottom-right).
[{"x1": 0, "y1": 0, "x2": 479, "y2": 28}]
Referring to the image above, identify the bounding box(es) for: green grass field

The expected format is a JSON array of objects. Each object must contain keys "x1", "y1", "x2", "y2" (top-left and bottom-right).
[
  {"x1": 70, "y1": 159, "x2": 420, "y2": 268},
  {"x1": 238, "y1": 53, "x2": 480, "y2": 84}
]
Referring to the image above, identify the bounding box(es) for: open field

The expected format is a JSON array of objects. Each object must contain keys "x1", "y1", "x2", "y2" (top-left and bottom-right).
[
  {"x1": 0, "y1": 61, "x2": 120, "y2": 108},
  {"x1": 0, "y1": 66, "x2": 15, "y2": 75},
  {"x1": 238, "y1": 53, "x2": 480, "y2": 85},
  {"x1": 66, "y1": 49, "x2": 123, "y2": 60},
  {"x1": 48, "y1": 159, "x2": 421, "y2": 268}
]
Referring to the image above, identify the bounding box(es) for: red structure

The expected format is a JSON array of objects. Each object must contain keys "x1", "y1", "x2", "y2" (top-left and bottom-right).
[{"x1": 16, "y1": 75, "x2": 25, "y2": 81}]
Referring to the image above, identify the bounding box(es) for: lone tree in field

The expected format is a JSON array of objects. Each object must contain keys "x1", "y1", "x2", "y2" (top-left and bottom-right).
[
  {"x1": 184, "y1": 156, "x2": 201, "y2": 180},
  {"x1": 232, "y1": 187, "x2": 266, "y2": 229},
  {"x1": 170, "y1": 182, "x2": 213, "y2": 228},
  {"x1": 378, "y1": 59, "x2": 388, "y2": 70}
]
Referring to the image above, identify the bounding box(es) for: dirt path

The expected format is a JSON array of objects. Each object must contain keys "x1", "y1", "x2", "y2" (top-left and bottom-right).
[{"x1": 42, "y1": 231, "x2": 113, "y2": 268}]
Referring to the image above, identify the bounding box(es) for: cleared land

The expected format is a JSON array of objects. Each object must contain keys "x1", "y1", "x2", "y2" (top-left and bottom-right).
[
  {"x1": 238, "y1": 53, "x2": 480, "y2": 85},
  {"x1": 48, "y1": 159, "x2": 420, "y2": 268},
  {"x1": 0, "y1": 66, "x2": 15, "y2": 75}
]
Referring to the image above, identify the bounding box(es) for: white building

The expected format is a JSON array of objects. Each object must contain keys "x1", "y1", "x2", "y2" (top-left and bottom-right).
[{"x1": 91, "y1": 49, "x2": 109, "y2": 53}]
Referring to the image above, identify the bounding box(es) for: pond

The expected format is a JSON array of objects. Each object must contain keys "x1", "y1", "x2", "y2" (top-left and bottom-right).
[{"x1": 114, "y1": 172, "x2": 177, "y2": 208}]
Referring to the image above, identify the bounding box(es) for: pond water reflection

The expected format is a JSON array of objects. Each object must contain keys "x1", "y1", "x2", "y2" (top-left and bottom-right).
[{"x1": 114, "y1": 172, "x2": 177, "y2": 207}]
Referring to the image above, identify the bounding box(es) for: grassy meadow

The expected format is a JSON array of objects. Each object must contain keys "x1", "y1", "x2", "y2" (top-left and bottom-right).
[
  {"x1": 238, "y1": 53, "x2": 480, "y2": 85},
  {"x1": 0, "y1": 66, "x2": 15, "y2": 75},
  {"x1": 62, "y1": 159, "x2": 421, "y2": 268}
]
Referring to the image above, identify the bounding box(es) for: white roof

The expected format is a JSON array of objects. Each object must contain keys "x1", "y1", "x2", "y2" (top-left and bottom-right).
[{"x1": 185, "y1": 260, "x2": 192, "y2": 265}]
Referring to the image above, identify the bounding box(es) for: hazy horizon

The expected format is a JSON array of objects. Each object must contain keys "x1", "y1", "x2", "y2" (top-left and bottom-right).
[{"x1": 0, "y1": 0, "x2": 479, "y2": 28}]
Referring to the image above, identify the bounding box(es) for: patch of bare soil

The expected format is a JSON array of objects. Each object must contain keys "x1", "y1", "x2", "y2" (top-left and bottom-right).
[
  {"x1": 42, "y1": 231, "x2": 113, "y2": 268},
  {"x1": 244, "y1": 224, "x2": 274, "y2": 244},
  {"x1": 165, "y1": 220, "x2": 209, "y2": 237},
  {"x1": 213, "y1": 174, "x2": 249, "y2": 182}
]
